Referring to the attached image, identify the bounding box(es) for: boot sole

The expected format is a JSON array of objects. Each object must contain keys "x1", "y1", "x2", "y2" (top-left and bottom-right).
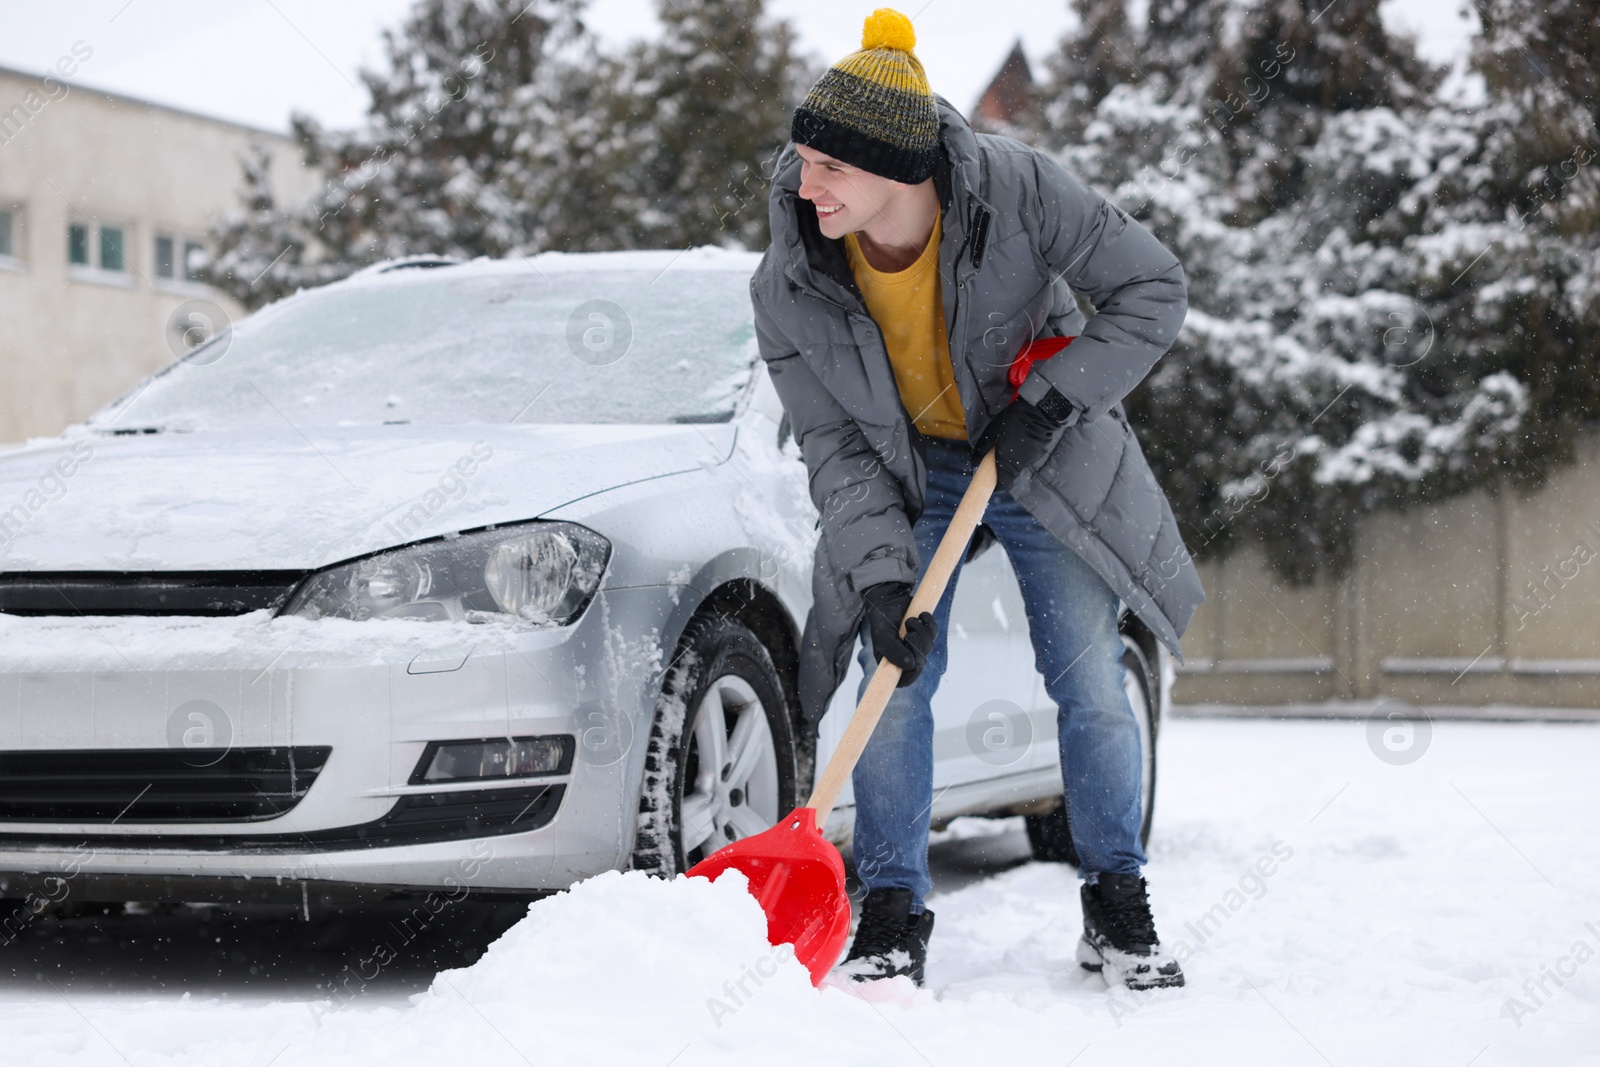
[{"x1": 1076, "y1": 936, "x2": 1104, "y2": 972}]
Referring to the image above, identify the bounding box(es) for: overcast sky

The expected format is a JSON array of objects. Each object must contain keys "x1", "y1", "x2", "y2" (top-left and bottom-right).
[{"x1": 0, "y1": 0, "x2": 1479, "y2": 134}]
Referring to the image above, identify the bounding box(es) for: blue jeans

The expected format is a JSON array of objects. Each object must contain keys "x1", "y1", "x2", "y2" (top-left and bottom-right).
[{"x1": 852, "y1": 437, "x2": 1147, "y2": 909}]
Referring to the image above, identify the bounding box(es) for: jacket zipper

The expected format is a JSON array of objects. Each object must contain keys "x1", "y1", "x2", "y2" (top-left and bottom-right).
[
  {"x1": 948, "y1": 204, "x2": 993, "y2": 430},
  {"x1": 968, "y1": 206, "x2": 991, "y2": 270}
]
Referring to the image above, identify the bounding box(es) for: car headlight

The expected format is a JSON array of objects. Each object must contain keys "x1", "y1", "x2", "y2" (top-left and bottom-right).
[{"x1": 282, "y1": 522, "x2": 610, "y2": 624}]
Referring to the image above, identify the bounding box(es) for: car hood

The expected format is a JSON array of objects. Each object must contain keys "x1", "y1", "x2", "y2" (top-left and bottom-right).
[{"x1": 0, "y1": 424, "x2": 733, "y2": 571}]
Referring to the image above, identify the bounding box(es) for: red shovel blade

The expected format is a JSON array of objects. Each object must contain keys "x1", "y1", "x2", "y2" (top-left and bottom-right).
[{"x1": 686, "y1": 806, "x2": 851, "y2": 986}]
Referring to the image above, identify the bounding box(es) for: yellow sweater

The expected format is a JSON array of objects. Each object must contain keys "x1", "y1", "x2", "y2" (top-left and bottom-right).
[{"x1": 845, "y1": 216, "x2": 967, "y2": 441}]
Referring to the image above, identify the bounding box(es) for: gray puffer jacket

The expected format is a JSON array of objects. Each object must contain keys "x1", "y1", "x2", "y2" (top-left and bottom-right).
[{"x1": 751, "y1": 97, "x2": 1205, "y2": 724}]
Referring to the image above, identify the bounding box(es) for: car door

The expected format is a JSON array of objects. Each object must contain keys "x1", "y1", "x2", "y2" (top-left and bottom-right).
[
  {"x1": 814, "y1": 534, "x2": 1054, "y2": 811},
  {"x1": 932, "y1": 541, "x2": 1055, "y2": 786}
]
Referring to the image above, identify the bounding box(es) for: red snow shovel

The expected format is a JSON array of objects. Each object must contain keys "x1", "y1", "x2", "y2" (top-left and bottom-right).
[{"x1": 688, "y1": 452, "x2": 998, "y2": 985}]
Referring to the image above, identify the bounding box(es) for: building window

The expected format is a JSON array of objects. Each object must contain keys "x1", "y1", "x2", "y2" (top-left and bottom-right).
[
  {"x1": 68, "y1": 222, "x2": 89, "y2": 265},
  {"x1": 155, "y1": 235, "x2": 174, "y2": 279},
  {"x1": 100, "y1": 226, "x2": 126, "y2": 272},
  {"x1": 67, "y1": 220, "x2": 138, "y2": 280},
  {"x1": 154, "y1": 234, "x2": 209, "y2": 285},
  {"x1": 0, "y1": 209, "x2": 12, "y2": 258},
  {"x1": 183, "y1": 240, "x2": 206, "y2": 282}
]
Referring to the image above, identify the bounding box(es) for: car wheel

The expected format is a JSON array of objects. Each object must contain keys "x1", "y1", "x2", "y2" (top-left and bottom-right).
[
  {"x1": 632, "y1": 615, "x2": 797, "y2": 877},
  {"x1": 1024, "y1": 632, "x2": 1159, "y2": 865}
]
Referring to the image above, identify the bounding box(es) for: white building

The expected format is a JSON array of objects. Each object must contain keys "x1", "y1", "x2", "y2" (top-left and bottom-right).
[{"x1": 0, "y1": 58, "x2": 317, "y2": 445}]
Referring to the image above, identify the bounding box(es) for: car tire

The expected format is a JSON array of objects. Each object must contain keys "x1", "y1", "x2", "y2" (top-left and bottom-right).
[
  {"x1": 631, "y1": 614, "x2": 797, "y2": 877},
  {"x1": 1024, "y1": 632, "x2": 1160, "y2": 866}
]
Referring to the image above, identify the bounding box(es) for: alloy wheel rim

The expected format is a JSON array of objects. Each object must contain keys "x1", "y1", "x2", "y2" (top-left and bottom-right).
[{"x1": 679, "y1": 674, "x2": 780, "y2": 858}]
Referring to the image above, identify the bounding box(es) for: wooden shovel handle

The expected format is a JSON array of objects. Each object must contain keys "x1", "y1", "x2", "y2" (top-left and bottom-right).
[{"x1": 805, "y1": 451, "x2": 998, "y2": 824}]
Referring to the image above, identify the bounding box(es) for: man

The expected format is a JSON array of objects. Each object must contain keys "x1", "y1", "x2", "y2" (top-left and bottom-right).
[{"x1": 750, "y1": 8, "x2": 1204, "y2": 990}]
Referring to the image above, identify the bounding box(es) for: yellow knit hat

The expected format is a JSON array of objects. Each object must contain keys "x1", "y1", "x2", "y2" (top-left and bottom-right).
[{"x1": 791, "y1": 9, "x2": 940, "y2": 184}]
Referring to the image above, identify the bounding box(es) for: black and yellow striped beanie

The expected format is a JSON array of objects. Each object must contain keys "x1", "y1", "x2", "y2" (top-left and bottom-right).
[{"x1": 791, "y1": 8, "x2": 940, "y2": 185}]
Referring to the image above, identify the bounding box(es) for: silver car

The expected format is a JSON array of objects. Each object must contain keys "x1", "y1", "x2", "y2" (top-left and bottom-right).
[{"x1": 0, "y1": 250, "x2": 1166, "y2": 906}]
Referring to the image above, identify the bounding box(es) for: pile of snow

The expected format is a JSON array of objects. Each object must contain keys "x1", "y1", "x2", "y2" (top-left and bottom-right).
[
  {"x1": 263, "y1": 868, "x2": 1112, "y2": 1066},
  {"x1": 290, "y1": 869, "x2": 828, "y2": 1065}
]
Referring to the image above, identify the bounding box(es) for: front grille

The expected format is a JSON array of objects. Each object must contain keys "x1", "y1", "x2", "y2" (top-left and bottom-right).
[
  {"x1": 0, "y1": 747, "x2": 333, "y2": 823},
  {"x1": 0, "y1": 571, "x2": 308, "y2": 616}
]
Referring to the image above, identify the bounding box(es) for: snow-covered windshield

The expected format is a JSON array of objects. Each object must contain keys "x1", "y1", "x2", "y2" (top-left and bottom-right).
[{"x1": 94, "y1": 260, "x2": 759, "y2": 429}]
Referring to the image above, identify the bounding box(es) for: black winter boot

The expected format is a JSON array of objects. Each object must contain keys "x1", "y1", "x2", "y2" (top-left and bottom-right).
[
  {"x1": 1077, "y1": 873, "x2": 1184, "y2": 989},
  {"x1": 838, "y1": 887, "x2": 935, "y2": 986}
]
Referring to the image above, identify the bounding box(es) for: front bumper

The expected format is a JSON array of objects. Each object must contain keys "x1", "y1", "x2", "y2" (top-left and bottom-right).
[{"x1": 0, "y1": 585, "x2": 679, "y2": 896}]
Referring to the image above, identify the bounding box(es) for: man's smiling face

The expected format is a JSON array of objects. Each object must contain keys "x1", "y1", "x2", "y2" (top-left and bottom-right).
[{"x1": 795, "y1": 143, "x2": 903, "y2": 240}]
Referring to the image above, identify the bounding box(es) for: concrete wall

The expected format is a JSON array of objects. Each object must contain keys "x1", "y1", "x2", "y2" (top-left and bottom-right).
[
  {"x1": 1176, "y1": 431, "x2": 1600, "y2": 713},
  {"x1": 0, "y1": 64, "x2": 318, "y2": 445}
]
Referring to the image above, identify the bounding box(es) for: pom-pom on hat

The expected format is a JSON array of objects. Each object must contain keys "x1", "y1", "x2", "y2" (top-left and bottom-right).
[{"x1": 791, "y1": 8, "x2": 940, "y2": 185}]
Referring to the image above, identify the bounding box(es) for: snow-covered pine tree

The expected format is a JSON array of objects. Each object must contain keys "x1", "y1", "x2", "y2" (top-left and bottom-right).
[
  {"x1": 1474, "y1": 0, "x2": 1598, "y2": 137},
  {"x1": 1028, "y1": 0, "x2": 1142, "y2": 145},
  {"x1": 1401, "y1": 0, "x2": 1600, "y2": 486},
  {"x1": 1032, "y1": 0, "x2": 1596, "y2": 583},
  {"x1": 209, "y1": 0, "x2": 814, "y2": 305},
  {"x1": 206, "y1": 0, "x2": 596, "y2": 307},
  {"x1": 311, "y1": 0, "x2": 598, "y2": 259},
  {"x1": 1140, "y1": 0, "x2": 1470, "y2": 581},
  {"x1": 1277, "y1": 0, "x2": 1600, "y2": 513},
  {"x1": 601, "y1": 0, "x2": 813, "y2": 251},
  {"x1": 203, "y1": 144, "x2": 354, "y2": 308}
]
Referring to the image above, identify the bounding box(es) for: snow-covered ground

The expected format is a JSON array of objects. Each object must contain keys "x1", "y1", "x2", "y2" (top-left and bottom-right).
[{"x1": 4, "y1": 717, "x2": 1597, "y2": 1065}]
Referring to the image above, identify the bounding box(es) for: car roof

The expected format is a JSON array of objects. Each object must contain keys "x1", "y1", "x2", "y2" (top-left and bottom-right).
[{"x1": 340, "y1": 247, "x2": 763, "y2": 290}]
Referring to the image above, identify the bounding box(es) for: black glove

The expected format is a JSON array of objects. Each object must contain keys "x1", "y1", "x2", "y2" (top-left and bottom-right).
[
  {"x1": 860, "y1": 581, "x2": 937, "y2": 687},
  {"x1": 974, "y1": 387, "x2": 1078, "y2": 493}
]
